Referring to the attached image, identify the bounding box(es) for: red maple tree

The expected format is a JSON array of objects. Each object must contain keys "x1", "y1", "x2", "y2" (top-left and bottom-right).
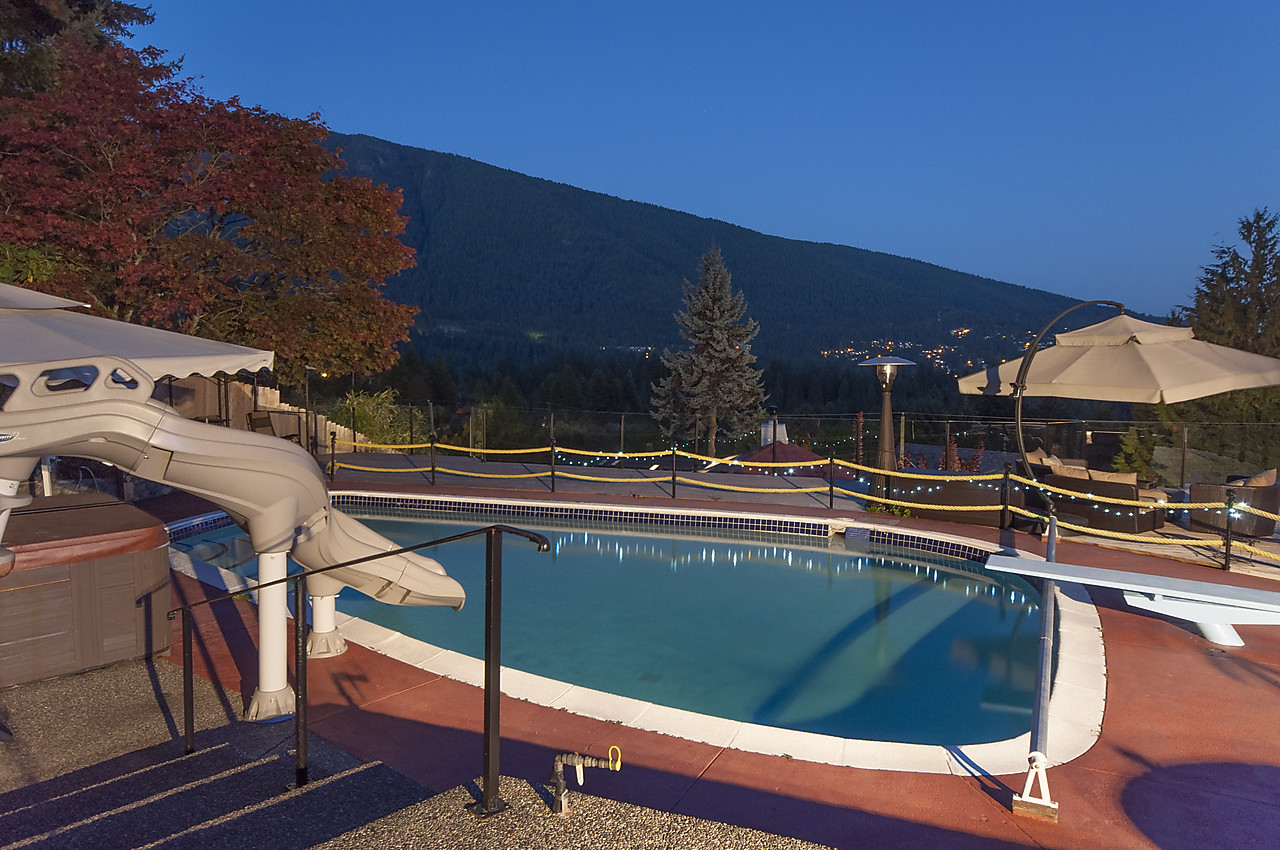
[{"x1": 0, "y1": 35, "x2": 417, "y2": 385}]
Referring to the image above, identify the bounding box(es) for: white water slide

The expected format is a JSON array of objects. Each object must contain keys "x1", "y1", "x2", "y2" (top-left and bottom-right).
[{"x1": 0, "y1": 356, "x2": 464, "y2": 720}]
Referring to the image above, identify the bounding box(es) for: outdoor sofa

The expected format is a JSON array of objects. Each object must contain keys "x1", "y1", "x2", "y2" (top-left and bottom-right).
[
  {"x1": 1043, "y1": 471, "x2": 1166, "y2": 535},
  {"x1": 1022, "y1": 450, "x2": 1167, "y2": 534},
  {"x1": 885, "y1": 471, "x2": 1024, "y2": 528}
]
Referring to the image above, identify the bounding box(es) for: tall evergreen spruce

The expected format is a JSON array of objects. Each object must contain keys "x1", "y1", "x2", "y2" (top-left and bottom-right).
[
  {"x1": 651, "y1": 247, "x2": 766, "y2": 457},
  {"x1": 1170, "y1": 208, "x2": 1280, "y2": 465},
  {"x1": 1179, "y1": 208, "x2": 1280, "y2": 356}
]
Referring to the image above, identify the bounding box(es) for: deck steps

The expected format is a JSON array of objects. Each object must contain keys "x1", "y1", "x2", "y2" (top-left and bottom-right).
[{"x1": 0, "y1": 731, "x2": 428, "y2": 850}]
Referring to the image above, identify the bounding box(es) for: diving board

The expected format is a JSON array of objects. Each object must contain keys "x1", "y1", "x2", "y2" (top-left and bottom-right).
[{"x1": 986, "y1": 554, "x2": 1280, "y2": 647}]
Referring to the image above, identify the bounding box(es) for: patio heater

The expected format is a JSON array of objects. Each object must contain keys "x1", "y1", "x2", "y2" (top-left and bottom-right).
[{"x1": 859, "y1": 356, "x2": 914, "y2": 499}]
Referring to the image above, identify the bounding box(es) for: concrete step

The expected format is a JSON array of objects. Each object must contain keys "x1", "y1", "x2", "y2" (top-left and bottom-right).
[
  {"x1": 0, "y1": 742, "x2": 246, "y2": 845},
  {"x1": 154, "y1": 760, "x2": 428, "y2": 849},
  {"x1": 0, "y1": 728, "x2": 429, "y2": 850},
  {"x1": 3, "y1": 752, "x2": 291, "y2": 849}
]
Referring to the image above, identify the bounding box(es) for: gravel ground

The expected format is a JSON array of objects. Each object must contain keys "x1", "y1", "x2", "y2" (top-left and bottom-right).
[
  {"x1": 0, "y1": 658, "x2": 830, "y2": 849},
  {"x1": 319, "y1": 775, "x2": 829, "y2": 850}
]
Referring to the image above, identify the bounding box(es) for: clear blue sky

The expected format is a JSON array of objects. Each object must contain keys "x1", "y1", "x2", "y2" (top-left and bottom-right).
[{"x1": 135, "y1": 1, "x2": 1278, "y2": 318}]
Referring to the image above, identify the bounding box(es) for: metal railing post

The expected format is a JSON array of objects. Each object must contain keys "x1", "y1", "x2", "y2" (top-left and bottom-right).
[
  {"x1": 1000, "y1": 462, "x2": 1012, "y2": 529},
  {"x1": 550, "y1": 412, "x2": 557, "y2": 493},
  {"x1": 670, "y1": 447, "x2": 677, "y2": 498},
  {"x1": 473, "y1": 527, "x2": 508, "y2": 817},
  {"x1": 168, "y1": 524, "x2": 548, "y2": 803},
  {"x1": 328, "y1": 432, "x2": 336, "y2": 481},
  {"x1": 294, "y1": 574, "x2": 309, "y2": 787},
  {"x1": 430, "y1": 433, "x2": 437, "y2": 485},
  {"x1": 182, "y1": 607, "x2": 194, "y2": 754},
  {"x1": 1223, "y1": 489, "x2": 1236, "y2": 570},
  {"x1": 828, "y1": 457, "x2": 835, "y2": 510}
]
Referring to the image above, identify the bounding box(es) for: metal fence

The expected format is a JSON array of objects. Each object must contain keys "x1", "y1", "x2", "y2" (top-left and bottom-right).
[{"x1": 337, "y1": 405, "x2": 1280, "y2": 489}]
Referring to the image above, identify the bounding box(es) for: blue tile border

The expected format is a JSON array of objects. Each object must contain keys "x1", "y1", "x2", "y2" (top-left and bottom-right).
[
  {"x1": 166, "y1": 495, "x2": 991, "y2": 566},
  {"x1": 331, "y1": 492, "x2": 832, "y2": 538},
  {"x1": 841, "y1": 524, "x2": 988, "y2": 564},
  {"x1": 167, "y1": 511, "x2": 236, "y2": 541}
]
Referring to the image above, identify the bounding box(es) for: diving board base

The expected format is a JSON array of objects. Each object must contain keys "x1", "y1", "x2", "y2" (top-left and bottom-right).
[
  {"x1": 986, "y1": 554, "x2": 1280, "y2": 647},
  {"x1": 1118, "y1": 591, "x2": 1273, "y2": 646},
  {"x1": 1012, "y1": 751, "x2": 1059, "y2": 821}
]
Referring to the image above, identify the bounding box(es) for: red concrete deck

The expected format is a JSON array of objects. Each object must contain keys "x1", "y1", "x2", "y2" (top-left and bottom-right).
[{"x1": 163, "y1": 485, "x2": 1280, "y2": 849}]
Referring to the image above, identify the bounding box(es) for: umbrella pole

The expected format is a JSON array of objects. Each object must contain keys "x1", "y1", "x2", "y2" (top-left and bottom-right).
[
  {"x1": 1013, "y1": 301, "x2": 1125, "y2": 531},
  {"x1": 1007, "y1": 302, "x2": 1123, "y2": 819}
]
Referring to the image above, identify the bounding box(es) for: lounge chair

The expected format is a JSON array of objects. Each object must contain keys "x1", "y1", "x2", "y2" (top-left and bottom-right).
[{"x1": 246, "y1": 409, "x2": 300, "y2": 443}]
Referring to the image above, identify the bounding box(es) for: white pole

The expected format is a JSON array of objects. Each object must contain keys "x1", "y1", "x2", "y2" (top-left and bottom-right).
[
  {"x1": 246, "y1": 550, "x2": 296, "y2": 721},
  {"x1": 1014, "y1": 513, "x2": 1059, "y2": 819},
  {"x1": 307, "y1": 593, "x2": 348, "y2": 658},
  {"x1": 0, "y1": 477, "x2": 23, "y2": 566}
]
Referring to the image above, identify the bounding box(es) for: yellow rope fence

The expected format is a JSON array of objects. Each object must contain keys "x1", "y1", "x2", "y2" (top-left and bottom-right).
[
  {"x1": 334, "y1": 461, "x2": 550, "y2": 480},
  {"x1": 327, "y1": 436, "x2": 1280, "y2": 561},
  {"x1": 672, "y1": 476, "x2": 832, "y2": 494}
]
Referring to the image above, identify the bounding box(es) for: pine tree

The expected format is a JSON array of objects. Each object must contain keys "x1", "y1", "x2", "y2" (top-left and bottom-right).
[
  {"x1": 0, "y1": 0, "x2": 153, "y2": 96},
  {"x1": 1179, "y1": 208, "x2": 1280, "y2": 355},
  {"x1": 651, "y1": 247, "x2": 766, "y2": 457},
  {"x1": 1170, "y1": 209, "x2": 1280, "y2": 464}
]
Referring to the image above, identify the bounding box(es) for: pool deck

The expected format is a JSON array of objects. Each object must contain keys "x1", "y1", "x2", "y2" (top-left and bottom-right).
[{"x1": 8, "y1": 455, "x2": 1280, "y2": 848}]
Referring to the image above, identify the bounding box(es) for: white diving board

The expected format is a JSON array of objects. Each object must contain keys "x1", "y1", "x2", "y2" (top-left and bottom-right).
[{"x1": 986, "y1": 554, "x2": 1280, "y2": 647}]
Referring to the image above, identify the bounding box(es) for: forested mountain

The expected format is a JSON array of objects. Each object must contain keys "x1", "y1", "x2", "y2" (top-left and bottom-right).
[{"x1": 330, "y1": 133, "x2": 1113, "y2": 370}]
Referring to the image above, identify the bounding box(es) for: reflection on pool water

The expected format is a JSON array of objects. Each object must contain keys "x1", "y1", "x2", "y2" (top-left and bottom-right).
[{"x1": 175, "y1": 513, "x2": 1042, "y2": 746}]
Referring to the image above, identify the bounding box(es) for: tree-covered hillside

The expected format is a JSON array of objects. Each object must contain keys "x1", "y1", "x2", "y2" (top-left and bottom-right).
[{"x1": 329, "y1": 132, "x2": 1110, "y2": 365}]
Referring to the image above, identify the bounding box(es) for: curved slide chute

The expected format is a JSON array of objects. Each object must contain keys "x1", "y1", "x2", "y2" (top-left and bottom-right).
[
  {"x1": 0, "y1": 356, "x2": 464, "y2": 719},
  {"x1": 0, "y1": 355, "x2": 464, "y2": 608}
]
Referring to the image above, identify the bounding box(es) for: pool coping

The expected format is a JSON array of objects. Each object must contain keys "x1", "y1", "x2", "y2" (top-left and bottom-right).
[{"x1": 165, "y1": 492, "x2": 1105, "y2": 777}]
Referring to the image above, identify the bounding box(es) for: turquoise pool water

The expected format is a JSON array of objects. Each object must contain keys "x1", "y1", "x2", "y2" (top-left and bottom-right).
[{"x1": 175, "y1": 513, "x2": 1042, "y2": 746}]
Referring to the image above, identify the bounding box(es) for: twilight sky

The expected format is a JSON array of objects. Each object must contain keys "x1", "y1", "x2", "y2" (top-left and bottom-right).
[{"x1": 134, "y1": 1, "x2": 1279, "y2": 317}]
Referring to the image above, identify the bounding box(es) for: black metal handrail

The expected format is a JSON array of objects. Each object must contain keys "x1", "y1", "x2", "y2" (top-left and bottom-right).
[{"x1": 168, "y1": 522, "x2": 549, "y2": 799}]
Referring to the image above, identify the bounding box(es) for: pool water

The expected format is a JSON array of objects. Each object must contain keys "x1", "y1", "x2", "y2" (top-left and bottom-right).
[{"x1": 176, "y1": 514, "x2": 1042, "y2": 746}]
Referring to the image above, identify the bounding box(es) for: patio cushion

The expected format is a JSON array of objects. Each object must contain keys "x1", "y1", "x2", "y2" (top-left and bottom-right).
[
  {"x1": 1090, "y1": 469, "x2": 1138, "y2": 486},
  {"x1": 1245, "y1": 468, "x2": 1277, "y2": 487},
  {"x1": 1055, "y1": 464, "x2": 1091, "y2": 480}
]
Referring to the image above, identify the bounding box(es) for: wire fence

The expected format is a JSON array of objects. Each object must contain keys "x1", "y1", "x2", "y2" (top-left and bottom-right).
[
  {"x1": 328, "y1": 403, "x2": 1280, "y2": 488},
  {"x1": 325, "y1": 429, "x2": 1280, "y2": 567}
]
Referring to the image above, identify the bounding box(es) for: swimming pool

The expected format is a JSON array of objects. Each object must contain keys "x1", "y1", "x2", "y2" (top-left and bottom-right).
[{"x1": 173, "y1": 507, "x2": 1043, "y2": 748}]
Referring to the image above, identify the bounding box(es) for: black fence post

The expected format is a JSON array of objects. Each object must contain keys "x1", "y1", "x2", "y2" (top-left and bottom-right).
[
  {"x1": 828, "y1": 457, "x2": 835, "y2": 510},
  {"x1": 1000, "y1": 462, "x2": 1013, "y2": 529},
  {"x1": 1223, "y1": 489, "x2": 1236, "y2": 570},
  {"x1": 328, "y1": 432, "x2": 336, "y2": 482},
  {"x1": 294, "y1": 575, "x2": 309, "y2": 787},
  {"x1": 670, "y1": 447, "x2": 677, "y2": 498},
  {"x1": 430, "y1": 433, "x2": 437, "y2": 486},
  {"x1": 470, "y1": 527, "x2": 508, "y2": 817},
  {"x1": 549, "y1": 412, "x2": 556, "y2": 494},
  {"x1": 182, "y1": 607, "x2": 194, "y2": 754}
]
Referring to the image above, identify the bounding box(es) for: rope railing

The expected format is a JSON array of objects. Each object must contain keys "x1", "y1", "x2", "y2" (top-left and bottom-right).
[
  {"x1": 323, "y1": 434, "x2": 1280, "y2": 563},
  {"x1": 671, "y1": 475, "x2": 832, "y2": 495}
]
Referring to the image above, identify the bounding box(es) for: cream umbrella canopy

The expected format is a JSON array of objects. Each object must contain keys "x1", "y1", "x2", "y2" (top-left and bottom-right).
[
  {"x1": 957, "y1": 312, "x2": 1280, "y2": 404},
  {"x1": 0, "y1": 283, "x2": 273, "y2": 378},
  {"x1": 0, "y1": 283, "x2": 87, "y2": 311}
]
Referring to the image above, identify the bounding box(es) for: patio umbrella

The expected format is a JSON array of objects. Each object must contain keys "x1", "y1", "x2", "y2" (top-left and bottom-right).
[
  {"x1": 0, "y1": 282, "x2": 273, "y2": 378},
  {"x1": 0, "y1": 284, "x2": 87, "y2": 311},
  {"x1": 956, "y1": 312, "x2": 1280, "y2": 405}
]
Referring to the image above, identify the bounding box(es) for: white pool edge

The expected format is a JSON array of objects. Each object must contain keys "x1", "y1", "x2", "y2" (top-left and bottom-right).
[{"x1": 167, "y1": 510, "x2": 1105, "y2": 778}]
